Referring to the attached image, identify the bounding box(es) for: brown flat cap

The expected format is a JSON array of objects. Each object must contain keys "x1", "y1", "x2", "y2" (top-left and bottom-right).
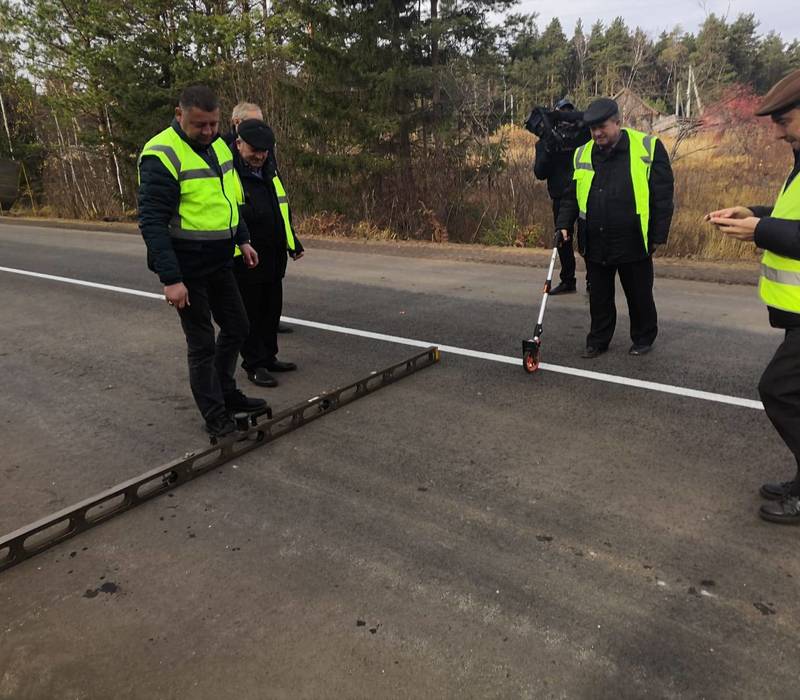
[{"x1": 756, "y1": 68, "x2": 800, "y2": 116}]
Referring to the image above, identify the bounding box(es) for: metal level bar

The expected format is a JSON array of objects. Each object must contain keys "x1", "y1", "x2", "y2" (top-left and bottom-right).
[{"x1": 0, "y1": 347, "x2": 440, "y2": 573}]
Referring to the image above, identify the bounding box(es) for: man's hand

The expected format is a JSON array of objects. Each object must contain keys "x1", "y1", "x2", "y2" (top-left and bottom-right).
[
  {"x1": 291, "y1": 250, "x2": 304, "y2": 260},
  {"x1": 558, "y1": 229, "x2": 571, "y2": 245},
  {"x1": 704, "y1": 206, "x2": 753, "y2": 222},
  {"x1": 709, "y1": 216, "x2": 760, "y2": 241},
  {"x1": 240, "y1": 243, "x2": 259, "y2": 268},
  {"x1": 164, "y1": 282, "x2": 189, "y2": 309}
]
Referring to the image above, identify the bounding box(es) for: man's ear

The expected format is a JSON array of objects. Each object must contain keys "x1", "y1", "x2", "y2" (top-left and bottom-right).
[{"x1": 175, "y1": 106, "x2": 182, "y2": 120}]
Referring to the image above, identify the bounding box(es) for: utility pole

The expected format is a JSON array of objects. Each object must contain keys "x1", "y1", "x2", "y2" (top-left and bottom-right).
[{"x1": 689, "y1": 64, "x2": 703, "y2": 115}]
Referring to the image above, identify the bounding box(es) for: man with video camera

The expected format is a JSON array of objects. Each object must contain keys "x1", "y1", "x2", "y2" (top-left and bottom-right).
[{"x1": 531, "y1": 98, "x2": 591, "y2": 295}]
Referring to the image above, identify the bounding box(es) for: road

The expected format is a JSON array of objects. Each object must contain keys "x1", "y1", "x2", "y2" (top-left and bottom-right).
[{"x1": 0, "y1": 222, "x2": 796, "y2": 699}]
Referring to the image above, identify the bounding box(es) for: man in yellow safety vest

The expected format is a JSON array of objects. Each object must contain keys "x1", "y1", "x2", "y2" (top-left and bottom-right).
[
  {"x1": 232, "y1": 118, "x2": 304, "y2": 388},
  {"x1": 138, "y1": 85, "x2": 267, "y2": 438},
  {"x1": 556, "y1": 97, "x2": 674, "y2": 359},
  {"x1": 708, "y1": 69, "x2": 800, "y2": 524},
  {"x1": 224, "y1": 102, "x2": 294, "y2": 336}
]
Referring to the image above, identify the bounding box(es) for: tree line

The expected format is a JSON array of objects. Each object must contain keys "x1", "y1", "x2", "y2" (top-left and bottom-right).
[{"x1": 0, "y1": 0, "x2": 798, "y2": 239}]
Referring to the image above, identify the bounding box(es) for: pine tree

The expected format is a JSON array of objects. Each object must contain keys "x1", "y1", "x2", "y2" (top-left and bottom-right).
[{"x1": 727, "y1": 14, "x2": 760, "y2": 85}]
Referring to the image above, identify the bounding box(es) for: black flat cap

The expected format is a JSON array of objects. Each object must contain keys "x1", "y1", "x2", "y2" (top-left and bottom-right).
[
  {"x1": 237, "y1": 119, "x2": 275, "y2": 151},
  {"x1": 756, "y1": 69, "x2": 800, "y2": 116},
  {"x1": 583, "y1": 97, "x2": 620, "y2": 127}
]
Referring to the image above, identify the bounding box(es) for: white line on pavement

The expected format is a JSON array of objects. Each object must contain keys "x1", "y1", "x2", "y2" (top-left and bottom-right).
[
  {"x1": 0, "y1": 266, "x2": 163, "y2": 300},
  {"x1": 0, "y1": 265, "x2": 764, "y2": 411}
]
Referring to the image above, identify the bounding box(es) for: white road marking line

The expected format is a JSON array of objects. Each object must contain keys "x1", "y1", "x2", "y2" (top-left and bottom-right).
[
  {"x1": 1, "y1": 265, "x2": 764, "y2": 411},
  {"x1": 0, "y1": 266, "x2": 162, "y2": 300},
  {"x1": 282, "y1": 317, "x2": 763, "y2": 410}
]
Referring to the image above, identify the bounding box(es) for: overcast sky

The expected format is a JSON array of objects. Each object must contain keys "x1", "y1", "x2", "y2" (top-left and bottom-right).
[{"x1": 513, "y1": 0, "x2": 797, "y2": 42}]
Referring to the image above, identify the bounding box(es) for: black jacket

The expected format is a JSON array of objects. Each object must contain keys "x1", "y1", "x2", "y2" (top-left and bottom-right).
[
  {"x1": 533, "y1": 125, "x2": 591, "y2": 200},
  {"x1": 234, "y1": 150, "x2": 303, "y2": 283},
  {"x1": 556, "y1": 130, "x2": 674, "y2": 264},
  {"x1": 752, "y1": 149, "x2": 800, "y2": 329},
  {"x1": 138, "y1": 120, "x2": 250, "y2": 284}
]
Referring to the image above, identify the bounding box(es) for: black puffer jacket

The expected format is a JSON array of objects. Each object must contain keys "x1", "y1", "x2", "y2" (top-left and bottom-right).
[
  {"x1": 234, "y1": 151, "x2": 303, "y2": 283},
  {"x1": 752, "y1": 149, "x2": 800, "y2": 329},
  {"x1": 556, "y1": 130, "x2": 674, "y2": 264},
  {"x1": 138, "y1": 120, "x2": 250, "y2": 284}
]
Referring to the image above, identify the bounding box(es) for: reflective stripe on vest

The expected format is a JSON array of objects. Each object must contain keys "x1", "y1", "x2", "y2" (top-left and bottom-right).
[
  {"x1": 272, "y1": 175, "x2": 296, "y2": 252},
  {"x1": 572, "y1": 128, "x2": 656, "y2": 252},
  {"x1": 138, "y1": 126, "x2": 239, "y2": 241},
  {"x1": 234, "y1": 173, "x2": 296, "y2": 257},
  {"x1": 759, "y1": 173, "x2": 800, "y2": 312},
  {"x1": 180, "y1": 160, "x2": 234, "y2": 181}
]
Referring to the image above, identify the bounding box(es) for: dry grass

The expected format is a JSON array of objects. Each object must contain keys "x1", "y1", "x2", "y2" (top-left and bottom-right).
[
  {"x1": 663, "y1": 125, "x2": 786, "y2": 260},
  {"x1": 294, "y1": 212, "x2": 397, "y2": 241},
  {"x1": 493, "y1": 122, "x2": 789, "y2": 261}
]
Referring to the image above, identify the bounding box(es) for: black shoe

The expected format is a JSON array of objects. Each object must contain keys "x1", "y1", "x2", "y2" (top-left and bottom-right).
[
  {"x1": 550, "y1": 282, "x2": 577, "y2": 296},
  {"x1": 247, "y1": 368, "x2": 278, "y2": 388},
  {"x1": 277, "y1": 323, "x2": 294, "y2": 334},
  {"x1": 629, "y1": 343, "x2": 653, "y2": 356},
  {"x1": 266, "y1": 359, "x2": 297, "y2": 372},
  {"x1": 759, "y1": 495, "x2": 800, "y2": 524},
  {"x1": 204, "y1": 413, "x2": 237, "y2": 438},
  {"x1": 224, "y1": 389, "x2": 268, "y2": 413},
  {"x1": 581, "y1": 345, "x2": 607, "y2": 359},
  {"x1": 760, "y1": 480, "x2": 796, "y2": 501}
]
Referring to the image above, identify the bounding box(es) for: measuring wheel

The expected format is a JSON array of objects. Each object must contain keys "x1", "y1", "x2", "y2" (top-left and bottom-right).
[{"x1": 522, "y1": 339, "x2": 541, "y2": 374}]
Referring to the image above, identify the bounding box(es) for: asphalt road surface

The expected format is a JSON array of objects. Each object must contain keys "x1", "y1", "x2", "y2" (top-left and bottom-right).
[{"x1": 0, "y1": 222, "x2": 797, "y2": 699}]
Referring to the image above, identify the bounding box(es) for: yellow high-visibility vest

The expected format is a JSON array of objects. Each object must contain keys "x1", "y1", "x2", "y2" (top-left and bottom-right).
[
  {"x1": 234, "y1": 173, "x2": 297, "y2": 257},
  {"x1": 573, "y1": 127, "x2": 658, "y2": 252},
  {"x1": 759, "y1": 172, "x2": 800, "y2": 313},
  {"x1": 272, "y1": 175, "x2": 297, "y2": 252},
  {"x1": 139, "y1": 126, "x2": 239, "y2": 241}
]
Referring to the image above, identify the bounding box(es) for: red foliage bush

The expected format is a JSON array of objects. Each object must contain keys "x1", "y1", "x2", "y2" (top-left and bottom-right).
[{"x1": 701, "y1": 84, "x2": 763, "y2": 129}]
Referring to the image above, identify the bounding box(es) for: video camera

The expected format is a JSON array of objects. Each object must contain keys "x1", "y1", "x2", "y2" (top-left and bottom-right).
[{"x1": 524, "y1": 106, "x2": 585, "y2": 151}]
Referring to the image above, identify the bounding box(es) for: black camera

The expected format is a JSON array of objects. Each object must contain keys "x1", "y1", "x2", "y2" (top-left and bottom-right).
[{"x1": 524, "y1": 106, "x2": 585, "y2": 150}]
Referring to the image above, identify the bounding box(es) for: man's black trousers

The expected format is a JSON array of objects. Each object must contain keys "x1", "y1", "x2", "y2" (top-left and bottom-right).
[
  {"x1": 177, "y1": 267, "x2": 249, "y2": 420},
  {"x1": 759, "y1": 327, "x2": 800, "y2": 482},
  {"x1": 585, "y1": 256, "x2": 658, "y2": 349},
  {"x1": 235, "y1": 275, "x2": 283, "y2": 371},
  {"x1": 552, "y1": 198, "x2": 576, "y2": 285}
]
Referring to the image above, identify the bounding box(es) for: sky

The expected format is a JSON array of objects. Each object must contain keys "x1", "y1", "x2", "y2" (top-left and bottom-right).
[{"x1": 513, "y1": 0, "x2": 798, "y2": 42}]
